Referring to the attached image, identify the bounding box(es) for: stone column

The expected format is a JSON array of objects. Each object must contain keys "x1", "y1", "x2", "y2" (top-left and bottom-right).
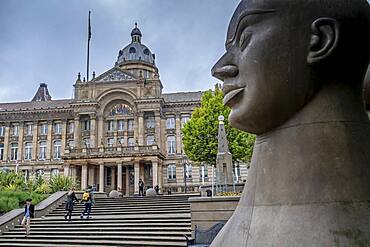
[
  {"x1": 97, "y1": 116, "x2": 104, "y2": 147},
  {"x1": 63, "y1": 164, "x2": 70, "y2": 177},
  {"x1": 88, "y1": 166, "x2": 95, "y2": 186},
  {"x1": 61, "y1": 120, "x2": 67, "y2": 154},
  {"x1": 138, "y1": 112, "x2": 144, "y2": 146},
  {"x1": 158, "y1": 161, "x2": 163, "y2": 189},
  {"x1": 175, "y1": 113, "x2": 182, "y2": 154},
  {"x1": 3, "y1": 123, "x2": 10, "y2": 161},
  {"x1": 31, "y1": 122, "x2": 38, "y2": 161},
  {"x1": 46, "y1": 121, "x2": 53, "y2": 160},
  {"x1": 90, "y1": 114, "x2": 96, "y2": 148},
  {"x1": 81, "y1": 164, "x2": 88, "y2": 190},
  {"x1": 152, "y1": 160, "x2": 158, "y2": 188},
  {"x1": 74, "y1": 116, "x2": 80, "y2": 149},
  {"x1": 117, "y1": 162, "x2": 122, "y2": 191},
  {"x1": 99, "y1": 163, "x2": 104, "y2": 192},
  {"x1": 17, "y1": 122, "x2": 24, "y2": 161},
  {"x1": 134, "y1": 161, "x2": 140, "y2": 194},
  {"x1": 111, "y1": 166, "x2": 116, "y2": 191},
  {"x1": 125, "y1": 166, "x2": 130, "y2": 196},
  {"x1": 154, "y1": 112, "x2": 161, "y2": 149}
]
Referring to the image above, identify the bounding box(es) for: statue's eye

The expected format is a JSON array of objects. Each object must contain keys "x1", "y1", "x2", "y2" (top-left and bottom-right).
[{"x1": 239, "y1": 30, "x2": 252, "y2": 51}]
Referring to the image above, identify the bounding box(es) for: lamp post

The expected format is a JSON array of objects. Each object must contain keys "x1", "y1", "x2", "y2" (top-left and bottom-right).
[{"x1": 182, "y1": 155, "x2": 188, "y2": 194}]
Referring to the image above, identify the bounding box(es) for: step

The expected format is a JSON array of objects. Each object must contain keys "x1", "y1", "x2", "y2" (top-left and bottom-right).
[
  {"x1": 26, "y1": 218, "x2": 191, "y2": 226},
  {"x1": 11, "y1": 226, "x2": 190, "y2": 232},
  {"x1": 2, "y1": 230, "x2": 191, "y2": 236},
  {"x1": 0, "y1": 238, "x2": 187, "y2": 246},
  {"x1": 37, "y1": 213, "x2": 191, "y2": 221}
]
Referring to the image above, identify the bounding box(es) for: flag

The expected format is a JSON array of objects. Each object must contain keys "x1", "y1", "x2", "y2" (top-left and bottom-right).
[{"x1": 88, "y1": 11, "x2": 91, "y2": 41}]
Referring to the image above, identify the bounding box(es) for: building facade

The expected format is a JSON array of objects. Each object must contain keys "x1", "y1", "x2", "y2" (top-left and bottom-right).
[{"x1": 0, "y1": 25, "x2": 248, "y2": 195}]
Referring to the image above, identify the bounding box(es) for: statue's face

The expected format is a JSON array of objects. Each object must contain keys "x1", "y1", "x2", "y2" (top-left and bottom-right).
[{"x1": 212, "y1": 0, "x2": 313, "y2": 134}]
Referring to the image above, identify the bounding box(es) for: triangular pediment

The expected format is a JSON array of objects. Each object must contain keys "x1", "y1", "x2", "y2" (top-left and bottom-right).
[{"x1": 93, "y1": 67, "x2": 137, "y2": 83}]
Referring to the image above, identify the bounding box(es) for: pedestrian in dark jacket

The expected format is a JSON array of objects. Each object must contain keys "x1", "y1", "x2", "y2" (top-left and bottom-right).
[
  {"x1": 64, "y1": 188, "x2": 78, "y2": 221},
  {"x1": 138, "y1": 179, "x2": 144, "y2": 196},
  {"x1": 22, "y1": 198, "x2": 35, "y2": 236}
]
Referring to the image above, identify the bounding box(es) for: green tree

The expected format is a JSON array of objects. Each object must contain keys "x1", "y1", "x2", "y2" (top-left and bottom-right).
[{"x1": 182, "y1": 85, "x2": 255, "y2": 165}]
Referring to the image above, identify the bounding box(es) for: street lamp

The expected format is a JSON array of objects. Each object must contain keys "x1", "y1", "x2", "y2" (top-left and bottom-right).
[{"x1": 182, "y1": 155, "x2": 189, "y2": 194}]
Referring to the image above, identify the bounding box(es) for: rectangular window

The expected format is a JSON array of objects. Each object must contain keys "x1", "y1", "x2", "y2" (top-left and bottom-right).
[
  {"x1": 51, "y1": 168, "x2": 59, "y2": 177},
  {"x1": 117, "y1": 120, "x2": 125, "y2": 131},
  {"x1": 128, "y1": 137, "x2": 135, "y2": 147},
  {"x1": 68, "y1": 122, "x2": 74, "y2": 134},
  {"x1": 167, "y1": 136, "x2": 176, "y2": 154},
  {"x1": 26, "y1": 124, "x2": 33, "y2": 136},
  {"x1": 200, "y1": 165, "x2": 209, "y2": 179},
  {"x1": 146, "y1": 135, "x2": 155, "y2": 145},
  {"x1": 107, "y1": 138, "x2": 115, "y2": 147},
  {"x1": 118, "y1": 137, "x2": 125, "y2": 146},
  {"x1": 181, "y1": 116, "x2": 190, "y2": 128},
  {"x1": 53, "y1": 123, "x2": 62, "y2": 134},
  {"x1": 54, "y1": 140, "x2": 61, "y2": 159},
  {"x1": 0, "y1": 144, "x2": 4, "y2": 160},
  {"x1": 12, "y1": 124, "x2": 19, "y2": 136},
  {"x1": 40, "y1": 123, "x2": 48, "y2": 135},
  {"x1": 39, "y1": 142, "x2": 47, "y2": 160},
  {"x1": 107, "y1": 120, "x2": 115, "y2": 132},
  {"x1": 167, "y1": 164, "x2": 176, "y2": 180},
  {"x1": 185, "y1": 164, "x2": 192, "y2": 179},
  {"x1": 146, "y1": 116, "x2": 155, "y2": 129},
  {"x1": 166, "y1": 117, "x2": 175, "y2": 129},
  {"x1": 83, "y1": 120, "x2": 90, "y2": 131},
  {"x1": 10, "y1": 143, "x2": 18, "y2": 161},
  {"x1": 24, "y1": 143, "x2": 32, "y2": 160},
  {"x1": 128, "y1": 120, "x2": 134, "y2": 131},
  {"x1": 0, "y1": 126, "x2": 5, "y2": 137}
]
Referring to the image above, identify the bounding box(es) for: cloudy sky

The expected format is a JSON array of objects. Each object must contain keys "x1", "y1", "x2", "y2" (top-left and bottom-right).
[{"x1": 0, "y1": 0, "x2": 240, "y2": 103}]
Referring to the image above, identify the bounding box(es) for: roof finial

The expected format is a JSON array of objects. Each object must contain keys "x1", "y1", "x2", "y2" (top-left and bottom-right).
[{"x1": 135, "y1": 22, "x2": 138, "y2": 28}]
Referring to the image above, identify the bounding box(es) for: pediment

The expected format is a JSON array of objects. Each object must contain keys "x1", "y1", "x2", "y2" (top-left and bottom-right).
[{"x1": 93, "y1": 68, "x2": 137, "y2": 83}]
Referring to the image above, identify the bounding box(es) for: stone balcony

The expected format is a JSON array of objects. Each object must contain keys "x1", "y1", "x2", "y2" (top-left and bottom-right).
[{"x1": 63, "y1": 145, "x2": 165, "y2": 160}]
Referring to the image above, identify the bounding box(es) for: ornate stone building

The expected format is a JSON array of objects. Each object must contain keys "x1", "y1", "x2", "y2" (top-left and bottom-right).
[{"x1": 0, "y1": 25, "x2": 247, "y2": 195}]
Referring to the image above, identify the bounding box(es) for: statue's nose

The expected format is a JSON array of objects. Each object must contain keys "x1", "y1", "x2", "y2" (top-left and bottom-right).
[{"x1": 212, "y1": 53, "x2": 239, "y2": 80}]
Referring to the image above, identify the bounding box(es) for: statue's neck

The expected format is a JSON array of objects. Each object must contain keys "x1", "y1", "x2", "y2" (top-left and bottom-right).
[{"x1": 249, "y1": 82, "x2": 370, "y2": 204}]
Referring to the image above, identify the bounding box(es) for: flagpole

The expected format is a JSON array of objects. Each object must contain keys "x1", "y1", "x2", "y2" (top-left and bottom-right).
[{"x1": 86, "y1": 11, "x2": 91, "y2": 82}]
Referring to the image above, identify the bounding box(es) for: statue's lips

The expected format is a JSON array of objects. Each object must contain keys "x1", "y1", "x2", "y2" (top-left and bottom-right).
[{"x1": 223, "y1": 87, "x2": 244, "y2": 106}]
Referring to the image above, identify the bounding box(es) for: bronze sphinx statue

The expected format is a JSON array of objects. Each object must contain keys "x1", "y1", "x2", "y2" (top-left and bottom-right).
[{"x1": 211, "y1": 0, "x2": 370, "y2": 246}]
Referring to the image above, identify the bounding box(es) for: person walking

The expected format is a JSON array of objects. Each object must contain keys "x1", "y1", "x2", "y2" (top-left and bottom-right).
[
  {"x1": 21, "y1": 198, "x2": 35, "y2": 237},
  {"x1": 138, "y1": 178, "x2": 144, "y2": 197},
  {"x1": 80, "y1": 189, "x2": 94, "y2": 219},
  {"x1": 64, "y1": 188, "x2": 78, "y2": 221}
]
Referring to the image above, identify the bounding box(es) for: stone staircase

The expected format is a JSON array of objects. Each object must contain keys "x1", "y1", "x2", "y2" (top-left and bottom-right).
[{"x1": 0, "y1": 195, "x2": 192, "y2": 246}]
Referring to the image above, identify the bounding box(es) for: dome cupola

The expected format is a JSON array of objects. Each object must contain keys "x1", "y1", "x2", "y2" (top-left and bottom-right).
[
  {"x1": 131, "y1": 22, "x2": 142, "y2": 43},
  {"x1": 116, "y1": 23, "x2": 156, "y2": 66}
]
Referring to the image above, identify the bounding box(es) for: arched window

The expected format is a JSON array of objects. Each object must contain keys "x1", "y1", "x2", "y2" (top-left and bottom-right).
[
  {"x1": 167, "y1": 164, "x2": 176, "y2": 180},
  {"x1": 110, "y1": 103, "x2": 133, "y2": 116},
  {"x1": 143, "y1": 48, "x2": 150, "y2": 55},
  {"x1": 129, "y1": 47, "x2": 136, "y2": 53},
  {"x1": 53, "y1": 140, "x2": 61, "y2": 160},
  {"x1": 167, "y1": 136, "x2": 176, "y2": 154}
]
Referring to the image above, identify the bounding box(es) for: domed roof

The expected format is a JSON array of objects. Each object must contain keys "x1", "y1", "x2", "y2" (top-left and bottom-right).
[
  {"x1": 116, "y1": 23, "x2": 155, "y2": 65},
  {"x1": 131, "y1": 23, "x2": 142, "y2": 37}
]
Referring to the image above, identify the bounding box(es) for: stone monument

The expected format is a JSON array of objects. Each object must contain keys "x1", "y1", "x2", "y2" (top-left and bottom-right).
[
  {"x1": 211, "y1": 0, "x2": 370, "y2": 246},
  {"x1": 216, "y1": 115, "x2": 233, "y2": 185}
]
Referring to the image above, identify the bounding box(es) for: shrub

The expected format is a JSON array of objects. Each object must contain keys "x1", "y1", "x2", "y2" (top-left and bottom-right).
[
  {"x1": 49, "y1": 175, "x2": 77, "y2": 193},
  {"x1": 0, "y1": 191, "x2": 47, "y2": 214}
]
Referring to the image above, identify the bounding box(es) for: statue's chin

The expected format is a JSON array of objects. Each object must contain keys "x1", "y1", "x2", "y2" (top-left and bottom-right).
[{"x1": 228, "y1": 110, "x2": 256, "y2": 134}]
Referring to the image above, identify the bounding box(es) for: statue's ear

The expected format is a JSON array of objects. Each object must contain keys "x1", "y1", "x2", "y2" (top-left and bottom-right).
[{"x1": 307, "y1": 18, "x2": 339, "y2": 64}]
